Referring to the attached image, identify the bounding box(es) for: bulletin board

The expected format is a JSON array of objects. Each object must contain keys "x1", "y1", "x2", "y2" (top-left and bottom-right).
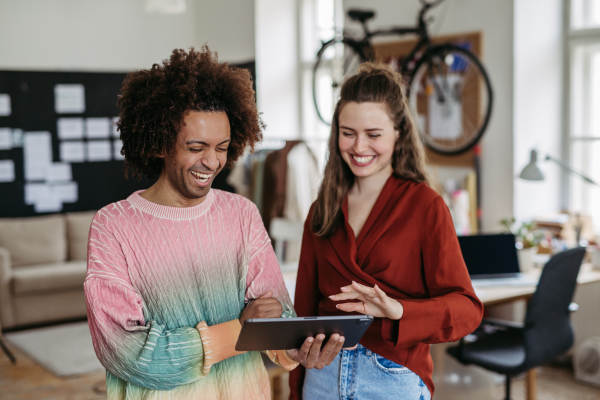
[
  {"x1": 372, "y1": 31, "x2": 482, "y2": 166},
  {"x1": 0, "y1": 62, "x2": 254, "y2": 218}
]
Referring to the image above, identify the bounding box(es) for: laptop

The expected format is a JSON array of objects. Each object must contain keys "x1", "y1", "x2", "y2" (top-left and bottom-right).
[{"x1": 457, "y1": 233, "x2": 538, "y2": 287}]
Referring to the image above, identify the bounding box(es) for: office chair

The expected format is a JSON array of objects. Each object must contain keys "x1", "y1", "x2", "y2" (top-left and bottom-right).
[{"x1": 447, "y1": 247, "x2": 586, "y2": 400}]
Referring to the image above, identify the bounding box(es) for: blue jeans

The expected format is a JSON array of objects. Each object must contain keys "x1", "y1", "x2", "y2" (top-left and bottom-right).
[{"x1": 303, "y1": 344, "x2": 431, "y2": 400}]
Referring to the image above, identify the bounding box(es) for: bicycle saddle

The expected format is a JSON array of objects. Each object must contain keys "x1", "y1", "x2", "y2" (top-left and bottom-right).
[{"x1": 347, "y1": 9, "x2": 375, "y2": 23}]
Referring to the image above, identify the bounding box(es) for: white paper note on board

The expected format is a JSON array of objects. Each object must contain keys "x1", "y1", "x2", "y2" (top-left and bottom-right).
[
  {"x1": 25, "y1": 183, "x2": 49, "y2": 205},
  {"x1": 0, "y1": 160, "x2": 15, "y2": 182},
  {"x1": 47, "y1": 163, "x2": 72, "y2": 182},
  {"x1": 60, "y1": 141, "x2": 85, "y2": 162},
  {"x1": 428, "y1": 75, "x2": 462, "y2": 140},
  {"x1": 12, "y1": 129, "x2": 23, "y2": 147},
  {"x1": 86, "y1": 118, "x2": 110, "y2": 138},
  {"x1": 34, "y1": 195, "x2": 62, "y2": 213},
  {"x1": 113, "y1": 139, "x2": 124, "y2": 160},
  {"x1": 0, "y1": 128, "x2": 12, "y2": 149},
  {"x1": 112, "y1": 117, "x2": 120, "y2": 137},
  {"x1": 53, "y1": 182, "x2": 78, "y2": 203},
  {"x1": 57, "y1": 118, "x2": 84, "y2": 140},
  {"x1": 0, "y1": 94, "x2": 11, "y2": 116},
  {"x1": 24, "y1": 183, "x2": 73, "y2": 212},
  {"x1": 23, "y1": 132, "x2": 53, "y2": 181},
  {"x1": 54, "y1": 84, "x2": 85, "y2": 114},
  {"x1": 86, "y1": 140, "x2": 111, "y2": 161}
]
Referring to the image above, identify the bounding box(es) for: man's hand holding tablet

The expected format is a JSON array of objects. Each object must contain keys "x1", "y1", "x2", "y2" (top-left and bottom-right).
[{"x1": 240, "y1": 290, "x2": 346, "y2": 369}]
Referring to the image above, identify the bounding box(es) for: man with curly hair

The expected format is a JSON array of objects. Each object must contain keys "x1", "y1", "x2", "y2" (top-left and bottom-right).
[{"x1": 83, "y1": 47, "x2": 344, "y2": 399}]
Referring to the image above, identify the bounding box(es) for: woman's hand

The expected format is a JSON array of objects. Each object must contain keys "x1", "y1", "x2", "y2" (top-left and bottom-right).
[
  {"x1": 285, "y1": 334, "x2": 345, "y2": 369},
  {"x1": 239, "y1": 291, "x2": 282, "y2": 325},
  {"x1": 329, "y1": 281, "x2": 403, "y2": 320}
]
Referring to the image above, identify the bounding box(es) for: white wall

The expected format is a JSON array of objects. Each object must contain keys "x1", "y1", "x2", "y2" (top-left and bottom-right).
[
  {"x1": 195, "y1": 0, "x2": 256, "y2": 63},
  {"x1": 0, "y1": 0, "x2": 254, "y2": 72},
  {"x1": 255, "y1": 0, "x2": 300, "y2": 140},
  {"x1": 343, "y1": 0, "x2": 514, "y2": 232},
  {"x1": 513, "y1": 0, "x2": 564, "y2": 222}
]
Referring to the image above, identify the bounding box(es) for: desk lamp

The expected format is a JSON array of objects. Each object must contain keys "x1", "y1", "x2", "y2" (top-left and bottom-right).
[
  {"x1": 519, "y1": 149, "x2": 599, "y2": 186},
  {"x1": 519, "y1": 149, "x2": 598, "y2": 245}
]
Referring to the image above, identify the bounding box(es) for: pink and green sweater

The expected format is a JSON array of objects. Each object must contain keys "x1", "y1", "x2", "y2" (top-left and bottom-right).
[{"x1": 84, "y1": 189, "x2": 297, "y2": 399}]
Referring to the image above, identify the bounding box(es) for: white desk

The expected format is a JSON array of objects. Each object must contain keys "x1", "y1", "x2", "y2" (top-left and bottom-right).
[{"x1": 475, "y1": 263, "x2": 600, "y2": 306}]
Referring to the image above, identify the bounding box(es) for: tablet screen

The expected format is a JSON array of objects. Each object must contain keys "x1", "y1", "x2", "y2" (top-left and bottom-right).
[{"x1": 235, "y1": 315, "x2": 373, "y2": 351}]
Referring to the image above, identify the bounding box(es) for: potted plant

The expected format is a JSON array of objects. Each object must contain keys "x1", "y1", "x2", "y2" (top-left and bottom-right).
[{"x1": 499, "y1": 218, "x2": 544, "y2": 272}]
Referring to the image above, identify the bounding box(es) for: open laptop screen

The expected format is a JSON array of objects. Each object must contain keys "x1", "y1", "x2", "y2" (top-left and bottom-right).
[{"x1": 457, "y1": 233, "x2": 520, "y2": 278}]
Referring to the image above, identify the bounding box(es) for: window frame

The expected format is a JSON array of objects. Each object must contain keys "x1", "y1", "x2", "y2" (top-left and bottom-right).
[
  {"x1": 564, "y1": 0, "x2": 600, "y2": 233},
  {"x1": 299, "y1": 0, "x2": 344, "y2": 141}
]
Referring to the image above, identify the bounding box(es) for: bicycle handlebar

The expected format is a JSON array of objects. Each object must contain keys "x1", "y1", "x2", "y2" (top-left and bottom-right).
[{"x1": 417, "y1": 0, "x2": 445, "y2": 33}]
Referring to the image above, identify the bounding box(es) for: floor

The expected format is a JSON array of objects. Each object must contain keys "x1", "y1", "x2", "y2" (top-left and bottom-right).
[
  {"x1": 2, "y1": 341, "x2": 600, "y2": 400},
  {"x1": 491, "y1": 366, "x2": 600, "y2": 400},
  {"x1": 0, "y1": 343, "x2": 106, "y2": 400}
]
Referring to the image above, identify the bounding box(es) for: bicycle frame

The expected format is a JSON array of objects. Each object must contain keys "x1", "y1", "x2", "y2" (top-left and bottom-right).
[
  {"x1": 349, "y1": 0, "x2": 441, "y2": 74},
  {"x1": 313, "y1": 0, "x2": 492, "y2": 153}
]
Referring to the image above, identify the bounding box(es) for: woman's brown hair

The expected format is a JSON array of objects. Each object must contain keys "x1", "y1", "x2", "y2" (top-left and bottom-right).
[{"x1": 311, "y1": 62, "x2": 430, "y2": 238}]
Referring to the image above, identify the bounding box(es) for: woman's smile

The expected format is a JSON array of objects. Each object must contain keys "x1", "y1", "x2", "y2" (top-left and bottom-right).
[{"x1": 349, "y1": 154, "x2": 377, "y2": 166}]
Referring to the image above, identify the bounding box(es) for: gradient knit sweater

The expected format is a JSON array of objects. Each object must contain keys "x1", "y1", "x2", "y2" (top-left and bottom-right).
[{"x1": 84, "y1": 189, "x2": 297, "y2": 400}]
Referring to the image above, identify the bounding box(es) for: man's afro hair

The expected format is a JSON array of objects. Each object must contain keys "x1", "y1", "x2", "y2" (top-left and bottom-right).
[{"x1": 117, "y1": 45, "x2": 264, "y2": 180}]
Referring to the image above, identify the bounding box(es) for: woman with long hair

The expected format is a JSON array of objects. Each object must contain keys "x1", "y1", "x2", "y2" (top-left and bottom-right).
[{"x1": 289, "y1": 63, "x2": 483, "y2": 399}]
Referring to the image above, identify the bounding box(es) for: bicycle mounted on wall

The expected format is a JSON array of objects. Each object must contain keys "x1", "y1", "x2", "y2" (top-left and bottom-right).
[{"x1": 312, "y1": 0, "x2": 493, "y2": 155}]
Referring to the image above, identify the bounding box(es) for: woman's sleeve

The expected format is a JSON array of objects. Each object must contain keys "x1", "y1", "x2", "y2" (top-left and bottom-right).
[
  {"x1": 244, "y1": 202, "x2": 298, "y2": 371},
  {"x1": 382, "y1": 196, "x2": 484, "y2": 349},
  {"x1": 289, "y1": 213, "x2": 321, "y2": 400},
  {"x1": 85, "y1": 214, "x2": 245, "y2": 391}
]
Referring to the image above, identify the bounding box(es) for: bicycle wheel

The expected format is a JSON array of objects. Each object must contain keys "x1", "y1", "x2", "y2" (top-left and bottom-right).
[
  {"x1": 408, "y1": 44, "x2": 493, "y2": 155},
  {"x1": 313, "y1": 39, "x2": 366, "y2": 125}
]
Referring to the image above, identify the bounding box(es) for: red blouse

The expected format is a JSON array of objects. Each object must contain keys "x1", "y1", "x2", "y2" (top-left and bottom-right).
[{"x1": 289, "y1": 176, "x2": 483, "y2": 398}]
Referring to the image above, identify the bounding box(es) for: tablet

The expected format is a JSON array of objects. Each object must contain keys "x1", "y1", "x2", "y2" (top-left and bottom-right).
[{"x1": 235, "y1": 315, "x2": 374, "y2": 351}]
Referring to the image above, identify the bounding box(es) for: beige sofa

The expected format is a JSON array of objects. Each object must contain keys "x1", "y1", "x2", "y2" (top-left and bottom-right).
[{"x1": 0, "y1": 211, "x2": 96, "y2": 329}]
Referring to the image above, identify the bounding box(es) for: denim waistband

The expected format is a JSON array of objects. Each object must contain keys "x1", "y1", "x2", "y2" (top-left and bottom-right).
[{"x1": 344, "y1": 343, "x2": 374, "y2": 356}]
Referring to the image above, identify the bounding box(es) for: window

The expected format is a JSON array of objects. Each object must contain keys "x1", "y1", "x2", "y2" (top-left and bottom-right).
[
  {"x1": 571, "y1": 0, "x2": 600, "y2": 29},
  {"x1": 299, "y1": 0, "x2": 343, "y2": 141},
  {"x1": 568, "y1": 0, "x2": 600, "y2": 234}
]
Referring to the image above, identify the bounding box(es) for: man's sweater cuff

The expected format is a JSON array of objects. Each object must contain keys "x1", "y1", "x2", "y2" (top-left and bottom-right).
[
  {"x1": 265, "y1": 350, "x2": 299, "y2": 371},
  {"x1": 196, "y1": 319, "x2": 246, "y2": 375}
]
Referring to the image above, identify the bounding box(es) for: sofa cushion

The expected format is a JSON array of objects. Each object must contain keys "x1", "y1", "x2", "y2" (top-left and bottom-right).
[
  {"x1": 0, "y1": 215, "x2": 67, "y2": 267},
  {"x1": 12, "y1": 261, "x2": 87, "y2": 294},
  {"x1": 66, "y1": 211, "x2": 96, "y2": 261}
]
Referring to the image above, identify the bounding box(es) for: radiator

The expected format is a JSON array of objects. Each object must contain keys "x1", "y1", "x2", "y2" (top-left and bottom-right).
[{"x1": 572, "y1": 278, "x2": 600, "y2": 349}]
